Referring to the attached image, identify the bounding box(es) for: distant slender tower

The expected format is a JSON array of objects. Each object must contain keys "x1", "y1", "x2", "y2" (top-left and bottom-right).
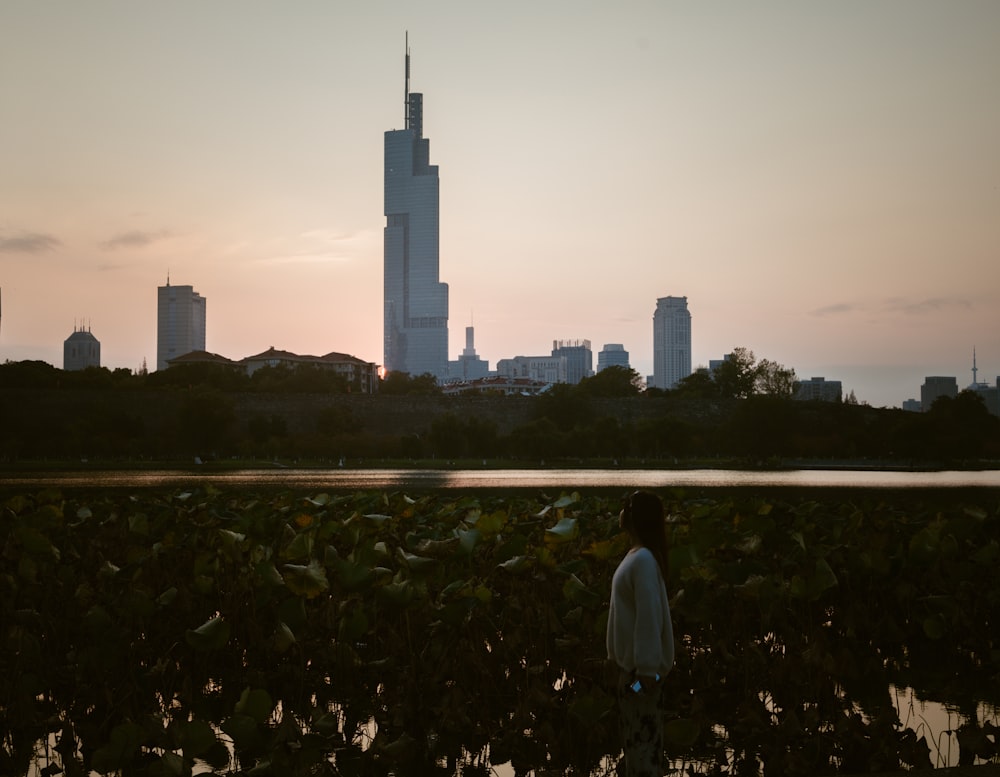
[
  {"x1": 383, "y1": 35, "x2": 449, "y2": 379},
  {"x1": 652, "y1": 296, "x2": 692, "y2": 390},
  {"x1": 156, "y1": 277, "x2": 206, "y2": 371},
  {"x1": 64, "y1": 322, "x2": 100, "y2": 370}
]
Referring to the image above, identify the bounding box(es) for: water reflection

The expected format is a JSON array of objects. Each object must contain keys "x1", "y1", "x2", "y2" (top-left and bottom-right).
[{"x1": 5, "y1": 467, "x2": 1000, "y2": 490}]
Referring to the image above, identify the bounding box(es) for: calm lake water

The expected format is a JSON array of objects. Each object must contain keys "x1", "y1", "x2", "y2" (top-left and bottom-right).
[{"x1": 4, "y1": 467, "x2": 1000, "y2": 489}]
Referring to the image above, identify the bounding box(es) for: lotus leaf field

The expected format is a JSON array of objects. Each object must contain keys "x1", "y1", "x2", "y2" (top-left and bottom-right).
[{"x1": 2, "y1": 486, "x2": 999, "y2": 776}]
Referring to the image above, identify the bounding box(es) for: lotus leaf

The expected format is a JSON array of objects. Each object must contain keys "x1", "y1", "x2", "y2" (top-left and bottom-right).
[
  {"x1": 396, "y1": 547, "x2": 437, "y2": 573},
  {"x1": 235, "y1": 687, "x2": 274, "y2": 724},
  {"x1": 14, "y1": 526, "x2": 60, "y2": 560},
  {"x1": 282, "y1": 559, "x2": 329, "y2": 598},
  {"x1": 568, "y1": 691, "x2": 613, "y2": 726},
  {"x1": 221, "y1": 714, "x2": 258, "y2": 749},
  {"x1": 469, "y1": 508, "x2": 508, "y2": 536},
  {"x1": 664, "y1": 718, "x2": 700, "y2": 748},
  {"x1": 91, "y1": 721, "x2": 145, "y2": 774},
  {"x1": 545, "y1": 517, "x2": 579, "y2": 545},
  {"x1": 178, "y1": 717, "x2": 217, "y2": 757},
  {"x1": 563, "y1": 574, "x2": 601, "y2": 607},
  {"x1": 185, "y1": 615, "x2": 230, "y2": 651},
  {"x1": 274, "y1": 621, "x2": 296, "y2": 652}
]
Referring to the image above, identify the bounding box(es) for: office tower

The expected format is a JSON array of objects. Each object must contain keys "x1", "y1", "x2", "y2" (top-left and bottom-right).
[
  {"x1": 597, "y1": 343, "x2": 630, "y2": 372},
  {"x1": 157, "y1": 280, "x2": 206, "y2": 371},
  {"x1": 920, "y1": 376, "x2": 957, "y2": 411},
  {"x1": 652, "y1": 296, "x2": 691, "y2": 390},
  {"x1": 552, "y1": 339, "x2": 593, "y2": 384},
  {"x1": 63, "y1": 324, "x2": 100, "y2": 370},
  {"x1": 383, "y1": 38, "x2": 449, "y2": 379}
]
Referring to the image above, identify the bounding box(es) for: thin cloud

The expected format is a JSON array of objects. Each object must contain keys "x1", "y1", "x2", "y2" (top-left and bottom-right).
[
  {"x1": 812, "y1": 297, "x2": 973, "y2": 318},
  {"x1": 811, "y1": 303, "x2": 857, "y2": 317},
  {"x1": 100, "y1": 229, "x2": 171, "y2": 250},
  {"x1": 255, "y1": 228, "x2": 375, "y2": 265},
  {"x1": 885, "y1": 297, "x2": 972, "y2": 315},
  {"x1": 0, "y1": 231, "x2": 61, "y2": 253},
  {"x1": 256, "y1": 252, "x2": 354, "y2": 266}
]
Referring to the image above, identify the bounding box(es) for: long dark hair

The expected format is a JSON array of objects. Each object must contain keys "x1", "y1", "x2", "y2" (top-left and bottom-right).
[{"x1": 623, "y1": 489, "x2": 669, "y2": 582}]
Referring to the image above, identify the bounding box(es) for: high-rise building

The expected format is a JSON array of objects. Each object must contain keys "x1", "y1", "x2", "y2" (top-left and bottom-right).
[
  {"x1": 157, "y1": 280, "x2": 206, "y2": 371},
  {"x1": 449, "y1": 326, "x2": 489, "y2": 381},
  {"x1": 920, "y1": 376, "x2": 957, "y2": 411},
  {"x1": 597, "y1": 343, "x2": 630, "y2": 372},
  {"x1": 652, "y1": 296, "x2": 691, "y2": 390},
  {"x1": 64, "y1": 324, "x2": 100, "y2": 370},
  {"x1": 552, "y1": 339, "x2": 593, "y2": 384},
  {"x1": 383, "y1": 38, "x2": 448, "y2": 380}
]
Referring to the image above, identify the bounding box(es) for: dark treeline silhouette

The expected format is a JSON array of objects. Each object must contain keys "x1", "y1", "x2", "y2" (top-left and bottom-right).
[{"x1": 1, "y1": 360, "x2": 997, "y2": 465}]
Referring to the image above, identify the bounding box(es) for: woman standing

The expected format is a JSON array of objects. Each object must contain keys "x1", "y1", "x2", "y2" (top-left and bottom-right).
[{"x1": 606, "y1": 489, "x2": 675, "y2": 776}]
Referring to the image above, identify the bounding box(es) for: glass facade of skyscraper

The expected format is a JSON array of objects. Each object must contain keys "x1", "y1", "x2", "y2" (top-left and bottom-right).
[
  {"x1": 652, "y1": 296, "x2": 691, "y2": 390},
  {"x1": 156, "y1": 282, "x2": 206, "y2": 371},
  {"x1": 383, "y1": 49, "x2": 449, "y2": 380}
]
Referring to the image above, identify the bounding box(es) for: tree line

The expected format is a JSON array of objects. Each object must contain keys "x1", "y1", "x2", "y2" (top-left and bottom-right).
[{"x1": 1, "y1": 356, "x2": 997, "y2": 465}]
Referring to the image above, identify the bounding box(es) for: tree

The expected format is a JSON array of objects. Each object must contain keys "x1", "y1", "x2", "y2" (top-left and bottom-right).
[
  {"x1": 713, "y1": 348, "x2": 758, "y2": 399},
  {"x1": 577, "y1": 366, "x2": 643, "y2": 397},
  {"x1": 755, "y1": 359, "x2": 797, "y2": 399},
  {"x1": 380, "y1": 371, "x2": 441, "y2": 395},
  {"x1": 673, "y1": 368, "x2": 720, "y2": 399},
  {"x1": 712, "y1": 347, "x2": 796, "y2": 399}
]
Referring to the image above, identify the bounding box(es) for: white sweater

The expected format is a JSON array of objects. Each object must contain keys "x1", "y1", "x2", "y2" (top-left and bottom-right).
[{"x1": 606, "y1": 546, "x2": 675, "y2": 678}]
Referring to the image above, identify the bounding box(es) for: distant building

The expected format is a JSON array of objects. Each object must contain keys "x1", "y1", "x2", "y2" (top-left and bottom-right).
[
  {"x1": 497, "y1": 355, "x2": 568, "y2": 385},
  {"x1": 597, "y1": 343, "x2": 630, "y2": 373},
  {"x1": 383, "y1": 39, "x2": 449, "y2": 380},
  {"x1": 921, "y1": 376, "x2": 958, "y2": 411},
  {"x1": 652, "y1": 296, "x2": 691, "y2": 390},
  {"x1": 968, "y1": 379, "x2": 1000, "y2": 417},
  {"x1": 63, "y1": 324, "x2": 100, "y2": 370},
  {"x1": 241, "y1": 347, "x2": 379, "y2": 393},
  {"x1": 157, "y1": 280, "x2": 206, "y2": 371},
  {"x1": 552, "y1": 339, "x2": 592, "y2": 384},
  {"x1": 902, "y1": 398, "x2": 922, "y2": 412},
  {"x1": 441, "y1": 376, "x2": 550, "y2": 396},
  {"x1": 166, "y1": 347, "x2": 379, "y2": 393},
  {"x1": 795, "y1": 376, "x2": 843, "y2": 403},
  {"x1": 449, "y1": 326, "x2": 489, "y2": 381}
]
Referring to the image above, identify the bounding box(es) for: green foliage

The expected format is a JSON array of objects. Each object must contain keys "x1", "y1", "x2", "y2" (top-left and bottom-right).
[
  {"x1": 2, "y1": 487, "x2": 999, "y2": 776},
  {"x1": 577, "y1": 366, "x2": 643, "y2": 397},
  {"x1": 379, "y1": 371, "x2": 442, "y2": 395}
]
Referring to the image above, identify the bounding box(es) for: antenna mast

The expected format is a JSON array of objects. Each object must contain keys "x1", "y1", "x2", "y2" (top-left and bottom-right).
[{"x1": 404, "y1": 32, "x2": 410, "y2": 129}]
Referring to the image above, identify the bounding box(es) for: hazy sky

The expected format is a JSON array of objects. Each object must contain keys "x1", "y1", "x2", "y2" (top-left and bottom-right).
[{"x1": 2, "y1": 1, "x2": 998, "y2": 407}]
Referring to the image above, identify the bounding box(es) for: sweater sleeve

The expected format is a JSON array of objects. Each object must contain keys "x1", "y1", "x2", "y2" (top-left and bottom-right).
[{"x1": 631, "y1": 549, "x2": 669, "y2": 677}]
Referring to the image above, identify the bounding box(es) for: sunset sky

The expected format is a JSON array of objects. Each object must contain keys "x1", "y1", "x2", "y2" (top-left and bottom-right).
[{"x1": 2, "y1": 1, "x2": 998, "y2": 407}]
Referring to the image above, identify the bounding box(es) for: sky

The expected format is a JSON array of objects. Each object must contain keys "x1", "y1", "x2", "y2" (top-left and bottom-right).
[{"x1": 2, "y1": 1, "x2": 998, "y2": 408}]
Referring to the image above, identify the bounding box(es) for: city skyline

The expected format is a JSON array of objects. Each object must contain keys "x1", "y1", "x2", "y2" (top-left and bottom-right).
[{"x1": 2, "y1": 2, "x2": 998, "y2": 408}]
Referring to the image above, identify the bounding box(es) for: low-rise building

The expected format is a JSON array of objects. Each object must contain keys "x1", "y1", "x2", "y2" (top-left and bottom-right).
[
  {"x1": 166, "y1": 346, "x2": 379, "y2": 393},
  {"x1": 795, "y1": 376, "x2": 843, "y2": 403},
  {"x1": 497, "y1": 355, "x2": 567, "y2": 385}
]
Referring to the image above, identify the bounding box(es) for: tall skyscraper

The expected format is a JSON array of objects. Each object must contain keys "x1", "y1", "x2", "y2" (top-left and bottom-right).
[
  {"x1": 157, "y1": 280, "x2": 206, "y2": 371},
  {"x1": 383, "y1": 38, "x2": 449, "y2": 379},
  {"x1": 652, "y1": 296, "x2": 691, "y2": 390}
]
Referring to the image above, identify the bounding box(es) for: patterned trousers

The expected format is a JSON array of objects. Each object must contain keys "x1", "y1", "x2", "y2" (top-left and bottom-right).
[{"x1": 616, "y1": 673, "x2": 665, "y2": 777}]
